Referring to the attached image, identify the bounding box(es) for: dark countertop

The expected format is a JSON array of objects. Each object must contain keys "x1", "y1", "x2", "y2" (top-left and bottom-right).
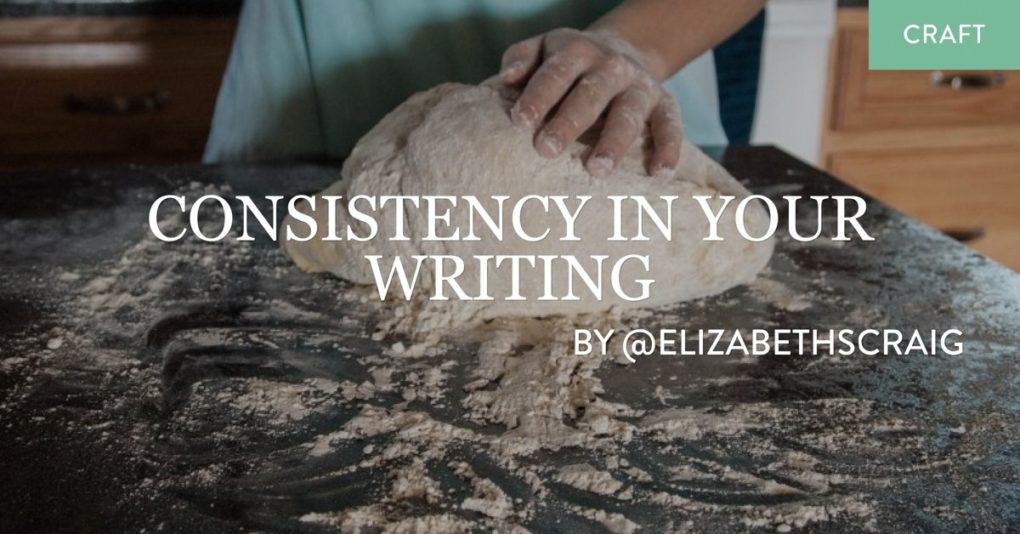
[
  {"x1": 0, "y1": 0, "x2": 240, "y2": 17},
  {"x1": 1, "y1": 147, "x2": 1017, "y2": 531}
]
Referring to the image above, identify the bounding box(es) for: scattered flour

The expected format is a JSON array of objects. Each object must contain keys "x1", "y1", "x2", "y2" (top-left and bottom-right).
[
  {"x1": 556, "y1": 463, "x2": 627, "y2": 497},
  {"x1": 6, "y1": 145, "x2": 986, "y2": 532}
]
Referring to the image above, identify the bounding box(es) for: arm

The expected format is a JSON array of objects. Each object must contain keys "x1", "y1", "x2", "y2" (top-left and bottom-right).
[
  {"x1": 592, "y1": 0, "x2": 767, "y2": 81},
  {"x1": 500, "y1": 0, "x2": 766, "y2": 177}
]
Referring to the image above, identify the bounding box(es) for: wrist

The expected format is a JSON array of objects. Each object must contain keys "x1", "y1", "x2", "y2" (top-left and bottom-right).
[{"x1": 587, "y1": 25, "x2": 671, "y2": 82}]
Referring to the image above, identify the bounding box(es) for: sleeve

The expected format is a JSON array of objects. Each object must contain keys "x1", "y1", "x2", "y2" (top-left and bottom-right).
[
  {"x1": 203, "y1": 0, "x2": 326, "y2": 163},
  {"x1": 662, "y1": 51, "x2": 730, "y2": 147}
]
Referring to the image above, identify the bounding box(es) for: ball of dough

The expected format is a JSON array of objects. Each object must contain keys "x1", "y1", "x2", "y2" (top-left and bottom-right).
[{"x1": 283, "y1": 82, "x2": 773, "y2": 324}]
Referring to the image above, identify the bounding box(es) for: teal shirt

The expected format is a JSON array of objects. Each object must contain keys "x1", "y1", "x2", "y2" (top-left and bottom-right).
[{"x1": 204, "y1": 0, "x2": 727, "y2": 163}]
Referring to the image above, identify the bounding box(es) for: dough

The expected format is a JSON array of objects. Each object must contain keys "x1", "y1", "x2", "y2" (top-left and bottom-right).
[{"x1": 284, "y1": 82, "x2": 773, "y2": 327}]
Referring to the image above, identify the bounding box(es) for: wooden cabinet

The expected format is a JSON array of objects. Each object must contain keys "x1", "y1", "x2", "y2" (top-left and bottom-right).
[
  {"x1": 830, "y1": 147, "x2": 1020, "y2": 269},
  {"x1": 0, "y1": 17, "x2": 236, "y2": 169},
  {"x1": 822, "y1": 8, "x2": 1020, "y2": 271}
]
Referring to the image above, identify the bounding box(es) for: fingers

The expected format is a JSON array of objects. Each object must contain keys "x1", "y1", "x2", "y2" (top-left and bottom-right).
[
  {"x1": 510, "y1": 40, "x2": 595, "y2": 133},
  {"x1": 647, "y1": 97, "x2": 684, "y2": 178},
  {"x1": 536, "y1": 56, "x2": 633, "y2": 158},
  {"x1": 586, "y1": 81, "x2": 658, "y2": 177},
  {"x1": 500, "y1": 36, "x2": 542, "y2": 85}
]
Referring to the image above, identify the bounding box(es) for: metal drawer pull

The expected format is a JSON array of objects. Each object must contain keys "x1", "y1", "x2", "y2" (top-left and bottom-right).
[
  {"x1": 64, "y1": 90, "x2": 171, "y2": 115},
  {"x1": 941, "y1": 226, "x2": 986, "y2": 243},
  {"x1": 929, "y1": 71, "x2": 1005, "y2": 90}
]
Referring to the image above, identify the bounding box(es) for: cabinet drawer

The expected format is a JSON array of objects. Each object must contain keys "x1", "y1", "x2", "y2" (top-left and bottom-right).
[
  {"x1": 829, "y1": 147, "x2": 1020, "y2": 270},
  {"x1": 0, "y1": 17, "x2": 234, "y2": 168},
  {"x1": 831, "y1": 24, "x2": 1020, "y2": 132}
]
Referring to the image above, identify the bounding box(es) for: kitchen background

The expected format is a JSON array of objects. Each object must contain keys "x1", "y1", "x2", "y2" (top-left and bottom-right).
[{"x1": 1, "y1": 0, "x2": 1017, "y2": 271}]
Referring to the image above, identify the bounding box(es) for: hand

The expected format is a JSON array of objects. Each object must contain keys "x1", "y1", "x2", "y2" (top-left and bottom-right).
[{"x1": 500, "y1": 28, "x2": 683, "y2": 178}]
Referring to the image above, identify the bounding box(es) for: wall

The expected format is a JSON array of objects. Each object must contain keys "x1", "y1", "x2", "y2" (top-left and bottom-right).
[{"x1": 751, "y1": 0, "x2": 837, "y2": 164}]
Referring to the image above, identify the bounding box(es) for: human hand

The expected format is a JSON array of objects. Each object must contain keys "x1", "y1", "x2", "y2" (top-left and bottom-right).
[{"x1": 500, "y1": 28, "x2": 683, "y2": 178}]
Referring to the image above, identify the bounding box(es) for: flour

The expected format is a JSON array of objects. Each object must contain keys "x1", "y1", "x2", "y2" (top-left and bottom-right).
[
  {"x1": 571, "y1": 506, "x2": 641, "y2": 534},
  {"x1": 300, "y1": 507, "x2": 475, "y2": 533},
  {"x1": 269, "y1": 300, "x2": 906, "y2": 531},
  {"x1": 228, "y1": 377, "x2": 340, "y2": 425},
  {"x1": 452, "y1": 462, "x2": 516, "y2": 520},
  {"x1": 268, "y1": 82, "x2": 781, "y2": 534},
  {"x1": 641, "y1": 405, "x2": 760, "y2": 441},
  {"x1": 6, "y1": 180, "x2": 876, "y2": 532},
  {"x1": 750, "y1": 275, "x2": 813, "y2": 312},
  {"x1": 7, "y1": 109, "x2": 1003, "y2": 532},
  {"x1": 391, "y1": 459, "x2": 442, "y2": 503},
  {"x1": 556, "y1": 463, "x2": 627, "y2": 497}
]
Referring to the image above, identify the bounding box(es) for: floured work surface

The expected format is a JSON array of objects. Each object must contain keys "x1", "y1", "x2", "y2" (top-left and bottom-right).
[{"x1": 1, "y1": 148, "x2": 1018, "y2": 532}]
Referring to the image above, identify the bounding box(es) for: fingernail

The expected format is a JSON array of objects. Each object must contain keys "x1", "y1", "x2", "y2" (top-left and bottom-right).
[
  {"x1": 511, "y1": 103, "x2": 536, "y2": 128},
  {"x1": 587, "y1": 154, "x2": 613, "y2": 177},
  {"x1": 536, "y1": 132, "x2": 563, "y2": 157},
  {"x1": 501, "y1": 61, "x2": 524, "y2": 81},
  {"x1": 652, "y1": 165, "x2": 675, "y2": 179}
]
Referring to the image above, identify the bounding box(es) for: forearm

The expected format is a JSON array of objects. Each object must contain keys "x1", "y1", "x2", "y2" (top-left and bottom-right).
[{"x1": 590, "y1": 0, "x2": 766, "y2": 81}]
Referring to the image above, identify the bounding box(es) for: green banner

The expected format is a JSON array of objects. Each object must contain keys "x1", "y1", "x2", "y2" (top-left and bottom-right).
[{"x1": 869, "y1": 0, "x2": 1020, "y2": 70}]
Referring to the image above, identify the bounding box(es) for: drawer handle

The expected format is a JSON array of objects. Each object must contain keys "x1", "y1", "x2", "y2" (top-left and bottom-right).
[
  {"x1": 929, "y1": 71, "x2": 1005, "y2": 91},
  {"x1": 64, "y1": 90, "x2": 171, "y2": 115},
  {"x1": 941, "y1": 226, "x2": 985, "y2": 243}
]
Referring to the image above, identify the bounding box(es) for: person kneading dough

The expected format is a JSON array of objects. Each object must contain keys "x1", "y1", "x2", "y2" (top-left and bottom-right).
[
  {"x1": 205, "y1": 0, "x2": 773, "y2": 326},
  {"x1": 204, "y1": 0, "x2": 766, "y2": 167}
]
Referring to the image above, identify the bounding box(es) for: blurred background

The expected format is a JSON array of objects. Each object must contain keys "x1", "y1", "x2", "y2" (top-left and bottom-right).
[{"x1": 0, "y1": 0, "x2": 1016, "y2": 271}]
